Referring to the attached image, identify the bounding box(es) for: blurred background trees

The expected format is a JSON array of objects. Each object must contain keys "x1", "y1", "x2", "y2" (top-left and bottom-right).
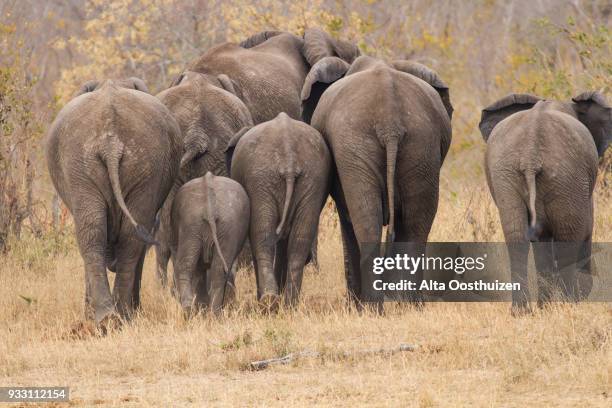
[{"x1": 0, "y1": 0, "x2": 610, "y2": 248}]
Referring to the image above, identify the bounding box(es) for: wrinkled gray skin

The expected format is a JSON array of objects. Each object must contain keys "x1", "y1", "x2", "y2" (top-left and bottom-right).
[
  {"x1": 171, "y1": 172, "x2": 249, "y2": 315},
  {"x1": 187, "y1": 29, "x2": 360, "y2": 125},
  {"x1": 479, "y1": 92, "x2": 611, "y2": 313},
  {"x1": 154, "y1": 71, "x2": 253, "y2": 287},
  {"x1": 185, "y1": 29, "x2": 358, "y2": 270},
  {"x1": 303, "y1": 56, "x2": 453, "y2": 306},
  {"x1": 45, "y1": 78, "x2": 182, "y2": 325},
  {"x1": 225, "y1": 113, "x2": 331, "y2": 307}
]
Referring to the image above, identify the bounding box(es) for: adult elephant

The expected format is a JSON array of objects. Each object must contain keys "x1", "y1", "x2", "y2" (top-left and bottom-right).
[
  {"x1": 45, "y1": 78, "x2": 181, "y2": 327},
  {"x1": 479, "y1": 92, "x2": 611, "y2": 313},
  {"x1": 154, "y1": 71, "x2": 253, "y2": 286},
  {"x1": 302, "y1": 56, "x2": 453, "y2": 306},
  {"x1": 186, "y1": 28, "x2": 361, "y2": 125}
]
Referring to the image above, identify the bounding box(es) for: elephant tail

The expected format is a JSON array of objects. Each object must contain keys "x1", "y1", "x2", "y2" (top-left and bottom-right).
[
  {"x1": 205, "y1": 172, "x2": 229, "y2": 273},
  {"x1": 100, "y1": 132, "x2": 158, "y2": 245},
  {"x1": 385, "y1": 137, "x2": 399, "y2": 244},
  {"x1": 276, "y1": 173, "x2": 296, "y2": 238},
  {"x1": 524, "y1": 169, "x2": 540, "y2": 241}
]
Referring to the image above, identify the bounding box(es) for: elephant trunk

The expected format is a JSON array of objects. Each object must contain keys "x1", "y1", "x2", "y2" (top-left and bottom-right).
[
  {"x1": 205, "y1": 172, "x2": 229, "y2": 274},
  {"x1": 525, "y1": 169, "x2": 540, "y2": 241},
  {"x1": 385, "y1": 138, "x2": 398, "y2": 244},
  {"x1": 276, "y1": 173, "x2": 296, "y2": 238},
  {"x1": 99, "y1": 132, "x2": 157, "y2": 245}
]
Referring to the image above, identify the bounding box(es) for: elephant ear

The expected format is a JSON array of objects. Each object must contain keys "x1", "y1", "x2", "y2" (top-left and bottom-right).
[
  {"x1": 124, "y1": 77, "x2": 150, "y2": 93},
  {"x1": 180, "y1": 125, "x2": 209, "y2": 171},
  {"x1": 302, "y1": 28, "x2": 360, "y2": 66},
  {"x1": 300, "y1": 56, "x2": 351, "y2": 124},
  {"x1": 75, "y1": 80, "x2": 100, "y2": 96},
  {"x1": 571, "y1": 91, "x2": 612, "y2": 157},
  {"x1": 224, "y1": 126, "x2": 252, "y2": 174},
  {"x1": 479, "y1": 94, "x2": 542, "y2": 142},
  {"x1": 239, "y1": 31, "x2": 284, "y2": 48},
  {"x1": 171, "y1": 72, "x2": 186, "y2": 87},
  {"x1": 215, "y1": 74, "x2": 243, "y2": 100},
  {"x1": 392, "y1": 60, "x2": 454, "y2": 119}
]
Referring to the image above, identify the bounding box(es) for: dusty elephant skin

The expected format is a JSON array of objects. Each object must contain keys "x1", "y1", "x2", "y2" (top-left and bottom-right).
[
  {"x1": 45, "y1": 78, "x2": 182, "y2": 326},
  {"x1": 170, "y1": 172, "x2": 249, "y2": 315},
  {"x1": 479, "y1": 91, "x2": 611, "y2": 313},
  {"x1": 183, "y1": 28, "x2": 359, "y2": 269},
  {"x1": 185, "y1": 28, "x2": 360, "y2": 125},
  {"x1": 154, "y1": 71, "x2": 253, "y2": 287},
  {"x1": 304, "y1": 55, "x2": 453, "y2": 306},
  {"x1": 226, "y1": 113, "x2": 331, "y2": 307}
]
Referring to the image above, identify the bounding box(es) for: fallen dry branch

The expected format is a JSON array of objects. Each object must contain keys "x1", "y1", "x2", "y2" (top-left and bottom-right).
[{"x1": 248, "y1": 343, "x2": 418, "y2": 371}]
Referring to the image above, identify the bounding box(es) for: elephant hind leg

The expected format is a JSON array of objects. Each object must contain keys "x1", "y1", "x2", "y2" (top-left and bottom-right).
[
  {"x1": 552, "y1": 240, "x2": 593, "y2": 302},
  {"x1": 249, "y1": 203, "x2": 280, "y2": 301},
  {"x1": 331, "y1": 180, "x2": 362, "y2": 305},
  {"x1": 394, "y1": 178, "x2": 439, "y2": 304},
  {"x1": 155, "y1": 242, "x2": 171, "y2": 288},
  {"x1": 112, "y1": 234, "x2": 146, "y2": 320},
  {"x1": 306, "y1": 232, "x2": 319, "y2": 271},
  {"x1": 337, "y1": 212, "x2": 361, "y2": 304},
  {"x1": 337, "y1": 179, "x2": 384, "y2": 306},
  {"x1": 194, "y1": 255, "x2": 211, "y2": 310},
  {"x1": 497, "y1": 196, "x2": 532, "y2": 312},
  {"x1": 131, "y1": 249, "x2": 146, "y2": 310},
  {"x1": 548, "y1": 203, "x2": 594, "y2": 302},
  {"x1": 533, "y1": 235, "x2": 555, "y2": 307},
  {"x1": 274, "y1": 238, "x2": 288, "y2": 294},
  {"x1": 283, "y1": 205, "x2": 319, "y2": 307},
  {"x1": 174, "y1": 228, "x2": 203, "y2": 313},
  {"x1": 73, "y1": 196, "x2": 113, "y2": 323}
]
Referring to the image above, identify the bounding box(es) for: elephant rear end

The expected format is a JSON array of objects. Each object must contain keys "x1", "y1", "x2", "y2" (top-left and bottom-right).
[
  {"x1": 480, "y1": 92, "x2": 609, "y2": 310},
  {"x1": 171, "y1": 174, "x2": 250, "y2": 314},
  {"x1": 45, "y1": 80, "x2": 182, "y2": 325},
  {"x1": 307, "y1": 57, "x2": 453, "y2": 304},
  {"x1": 227, "y1": 113, "x2": 331, "y2": 306}
]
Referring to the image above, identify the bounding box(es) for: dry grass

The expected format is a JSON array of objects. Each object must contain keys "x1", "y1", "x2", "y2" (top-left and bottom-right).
[{"x1": 1, "y1": 161, "x2": 611, "y2": 407}]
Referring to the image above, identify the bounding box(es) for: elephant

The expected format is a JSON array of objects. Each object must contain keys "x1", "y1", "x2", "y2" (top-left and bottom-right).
[
  {"x1": 479, "y1": 91, "x2": 611, "y2": 312},
  {"x1": 170, "y1": 172, "x2": 250, "y2": 315},
  {"x1": 302, "y1": 55, "x2": 453, "y2": 306},
  {"x1": 185, "y1": 29, "x2": 359, "y2": 269},
  {"x1": 186, "y1": 28, "x2": 360, "y2": 125},
  {"x1": 225, "y1": 113, "x2": 331, "y2": 307},
  {"x1": 154, "y1": 71, "x2": 253, "y2": 287},
  {"x1": 45, "y1": 78, "x2": 182, "y2": 326}
]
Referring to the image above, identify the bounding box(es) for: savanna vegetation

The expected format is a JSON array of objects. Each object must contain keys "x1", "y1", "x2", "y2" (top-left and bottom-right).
[{"x1": 1, "y1": 0, "x2": 610, "y2": 406}]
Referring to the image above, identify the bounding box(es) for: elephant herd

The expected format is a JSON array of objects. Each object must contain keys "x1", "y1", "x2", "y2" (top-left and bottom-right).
[{"x1": 45, "y1": 29, "x2": 611, "y2": 327}]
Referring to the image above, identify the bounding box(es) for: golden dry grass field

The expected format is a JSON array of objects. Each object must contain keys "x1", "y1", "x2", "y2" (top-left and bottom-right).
[{"x1": 1, "y1": 162, "x2": 611, "y2": 407}]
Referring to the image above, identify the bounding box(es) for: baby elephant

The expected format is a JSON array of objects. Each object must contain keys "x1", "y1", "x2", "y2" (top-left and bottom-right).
[
  {"x1": 226, "y1": 113, "x2": 331, "y2": 307},
  {"x1": 170, "y1": 172, "x2": 249, "y2": 314}
]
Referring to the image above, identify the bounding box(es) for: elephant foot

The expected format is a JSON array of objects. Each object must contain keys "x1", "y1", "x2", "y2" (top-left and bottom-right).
[
  {"x1": 84, "y1": 303, "x2": 95, "y2": 321},
  {"x1": 259, "y1": 293, "x2": 280, "y2": 314},
  {"x1": 98, "y1": 313, "x2": 123, "y2": 335},
  {"x1": 182, "y1": 305, "x2": 199, "y2": 320},
  {"x1": 67, "y1": 320, "x2": 98, "y2": 340}
]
